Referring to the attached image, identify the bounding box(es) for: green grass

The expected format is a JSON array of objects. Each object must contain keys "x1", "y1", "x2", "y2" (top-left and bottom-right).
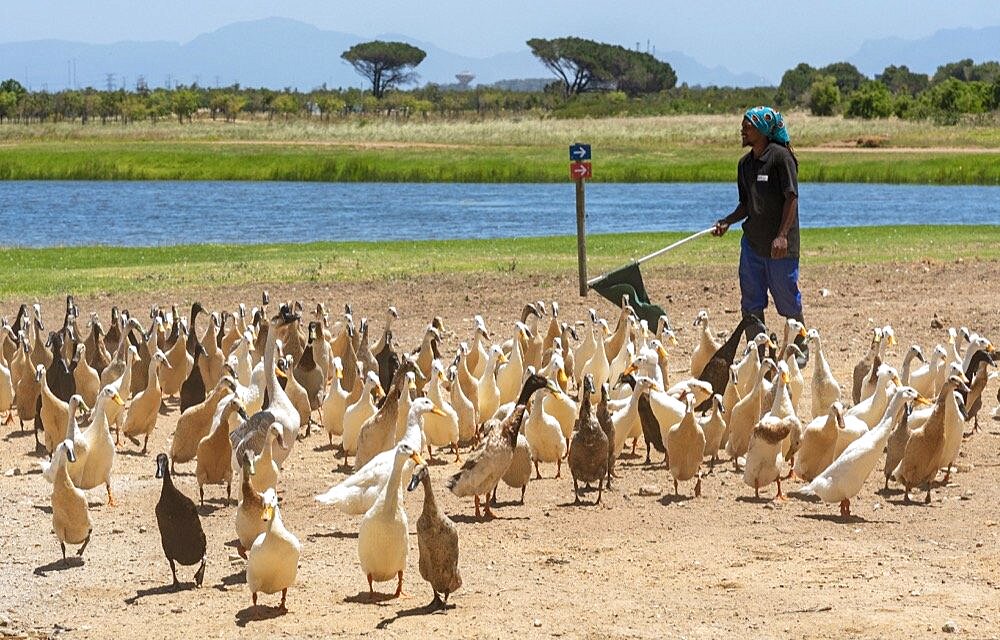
[
  {"x1": 2, "y1": 113, "x2": 999, "y2": 184},
  {"x1": 1, "y1": 142, "x2": 998, "y2": 184},
  {"x1": 2, "y1": 226, "x2": 997, "y2": 298}
]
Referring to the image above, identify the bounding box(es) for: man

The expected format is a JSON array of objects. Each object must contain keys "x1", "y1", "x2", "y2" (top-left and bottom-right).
[{"x1": 712, "y1": 106, "x2": 807, "y2": 366}]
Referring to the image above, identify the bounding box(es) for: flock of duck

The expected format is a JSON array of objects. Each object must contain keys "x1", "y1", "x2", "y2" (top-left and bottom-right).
[{"x1": 2, "y1": 293, "x2": 996, "y2": 614}]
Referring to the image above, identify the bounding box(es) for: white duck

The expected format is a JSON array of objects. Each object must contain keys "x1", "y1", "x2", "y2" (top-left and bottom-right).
[
  {"x1": 69, "y1": 387, "x2": 124, "y2": 505},
  {"x1": 690, "y1": 310, "x2": 723, "y2": 377},
  {"x1": 806, "y1": 329, "x2": 842, "y2": 421},
  {"x1": 320, "y1": 357, "x2": 348, "y2": 444},
  {"x1": 422, "y1": 361, "x2": 461, "y2": 461},
  {"x1": 798, "y1": 387, "x2": 921, "y2": 517},
  {"x1": 847, "y1": 365, "x2": 899, "y2": 429},
  {"x1": 247, "y1": 488, "x2": 301, "y2": 611},
  {"x1": 340, "y1": 371, "x2": 384, "y2": 465},
  {"x1": 475, "y1": 345, "x2": 508, "y2": 422},
  {"x1": 358, "y1": 442, "x2": 425, "y2": 598},
  {"x1": 316, "y1": 398, "x2": 445, "y2": 516},
  {"x1": 524, "y1": 384, "x2": 568, "y2": 478},
  {"x1": 48, "y1": 439, "x2": 93, "y2": 562}
]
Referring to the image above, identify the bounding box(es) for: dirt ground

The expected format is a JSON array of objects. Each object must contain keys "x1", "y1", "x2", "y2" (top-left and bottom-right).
[{"x1": 1, "y1": 259, "x2": 998, "y2": 640}]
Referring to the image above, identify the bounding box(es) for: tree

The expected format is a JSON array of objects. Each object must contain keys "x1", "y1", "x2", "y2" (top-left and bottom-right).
[
  {"x1": 528, "y1": 37, "x2": 604, "y2": 96},
  {"x1": 341, "y1": 41, "x2": 426, "y2": 99},
  {"x1": 0, "y1": 91, "x2": 16, "y2": 123},
  {"x1": 528, "y1": 37, "x2": 675, "y2": 97},
  {"x1": 171, "y1": 89, "x2": 200, "y2": 123},
  {"x1": 777, "y1": 63, "x2": 818, "y2": 105},
  {"x1": 818, "y1": 62, "x2": 866, "y2": 94},
  {"x1": 272, "y1": 93, "x2": 299, "y2": 119},
  {"x1": 845, "y1": 81, "x2": 894, "y2": 119},
  {"x1": 0, "y1": 78, "x2": 26, "y2": 98},
  {"x1": 875, "y1": 65, "x2": 929, "y2": 95},
  {"x1": 920, "y1": 78, "x2": 987, "y2": 123},
  {"x1": 808, "y1": 75, "x2": 840, "y2": 115}
]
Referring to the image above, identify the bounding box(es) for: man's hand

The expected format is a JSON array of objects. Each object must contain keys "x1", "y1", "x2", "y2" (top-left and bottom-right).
[
  {"x1": 712, "y1": 220, "x2": 730, "y2": 237},
  {"x1": 771, "y1": 235, "x2": 788, "y2": 259}
]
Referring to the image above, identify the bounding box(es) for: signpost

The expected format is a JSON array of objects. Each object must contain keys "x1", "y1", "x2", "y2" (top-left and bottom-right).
[{"x1": 570, "y1": 143, "x2": 592, "y2": 296}]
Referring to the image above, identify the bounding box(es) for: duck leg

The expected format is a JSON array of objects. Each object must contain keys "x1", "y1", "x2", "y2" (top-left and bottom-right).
[
  {"x1": 430, "y1": 590, "x2": 444, "y2": 610},
  {"x1": 473, "y1": 494, "x2": 482, "y2": 519},
  {"x1": 839, "y1": 499, "x2": 850, "y2": 518},
  {"x1": 394, "y1": 571, "x2": 405, "y2": 598},
  {"x1": 774, "y1": 478, "x2": 787, "y2": 501},
  {"x1": 252, "y1": 591, "x2": 258, "y2": 606},
  {"x1": 555, "y1": 457, "x2": 562, "y2": 479},
  {"x1": 941, "y1": 466, "x2": 952, "y2": 485},
  {"x1": 169, "y1": 558, "x2": 180, "y2": 587},
  {"x1": 77, "y1": 529, "x2": 92, "y2": 557},
  {"x1": 573, "y1": 477, "x2": 581, "y2": 504},
  {"x1": 60, "y1": 541, "x2": 67, "y2": 563},
  {"x1": 630, "y1": 438, "x2": 637, "y2": 455},
  {"x1": 595, "y1": 483, "x2": 603, "y2": 505},
  {"x1": 367, "y1": 574, "x2": 375, "y2": 598},
  {"x1": 106, "y1": 482, "x2": 116, "y2": 507},
  {"x1": 519, "y1": 485, "x2": 526, "y2": 504},
  {"x1": 194, "y1": 555, "x2": 206, "y2": 587},
  {"x1": 673, "y1": 478, "x2": 679, "y2": 495},
  {"x1": 452, "y1": 442, "x2": 461, "y2": 463},
  {"x1": 534, "y1": 460, "x2": 542, "y2": 480},
  {"x1": 279, "y1": 588, "x2": 287, "y2": 611},
  {"x1": 483, "y1": 498, "x2": 496, "y2": 520},
  {"x1": 227, "y1": 481, "x2": 232, "y2": 506},
  {"x1": 644, "y1": 441, "x2": 651, "y2": 465},
  {"x1": 199, "y1": 486, "x2": 205, "y2": 507},
  {"x1": 141, "y1": 433, "x2": 150, "y2": 455},
  {"x1": 694, "y1": 476, "x2": 702, "y2": 498},
  {"x1": 237, "y1": 543, "x2": 247, "y2": 560},
  {"x1": 924, "y1": 483, "x2": 932, "y2": 504}
]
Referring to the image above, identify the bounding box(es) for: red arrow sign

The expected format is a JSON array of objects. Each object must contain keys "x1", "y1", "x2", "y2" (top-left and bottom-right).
[{"x1": 570, "y1": 161, "x2": 592, "y2": 180}]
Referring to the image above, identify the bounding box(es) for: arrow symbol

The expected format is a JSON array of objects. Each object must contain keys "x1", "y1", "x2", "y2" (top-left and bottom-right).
[
  {"x1": 573, "y1": 147, "x2": 587, "y2": 158},
  {"x1": 573, "y1": 164, "x2": 588, "y2": 176}
]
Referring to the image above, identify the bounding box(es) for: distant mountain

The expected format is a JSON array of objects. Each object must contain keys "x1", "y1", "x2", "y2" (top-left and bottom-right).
[
  {"x1": 658, "y1": 50, "x2": 770, "y2": 87},
  {"x1": 849, "y1": 26, "x2": 1000, "y2": 76},
  {"x1": 0, "y1": 17, "x2": 767, "y2": 91}
]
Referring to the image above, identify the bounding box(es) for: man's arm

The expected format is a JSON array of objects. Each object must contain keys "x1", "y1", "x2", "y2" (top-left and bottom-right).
[
  {"x1": 770, "y1": 193, "x2": 798, "y2": 258},
  {"x1": 713, "y1": 203, "x2": 747, "y2": 237}
]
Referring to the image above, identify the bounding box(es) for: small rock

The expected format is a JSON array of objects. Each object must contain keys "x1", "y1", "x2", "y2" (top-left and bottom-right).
[
  {"x1": 942, "y1": 620, "x2": 958, "y2": 633},
  {"x1": 930, "y1": 316, "x2": 944, "y2": 329},
  {"x1": 532, "y1": 619, "x2": 542, "y2": 628},
  {"x1": 111, "y1": 529, "x2": 124, "y2": 535},
  {"x1": 543, "y1": 511, "x2": 551, "y2": 517},
  {"x1": 228, "y1": 553, "x2": 242, "y2": 562},
  {"x1": 3, "y1": 469, "x2": 13, "y2": 478},
  {"x1": 763, "y1": 502, "x2": 774, "y2": 510},
  {"x1": 872, "y1": 502, "x2": 881, "y2": 510},
  {"x1": 910, "y1": 589, "x2": 921, "y2": 597},
  {"x1": 960, "y1": 491, "x2": 973, "y2": 501},
  {"x1": 138, "y1": 526, "x2": 147, "y2": 534},
  {"x1": 819, "y1": 288, "x2": 831, "y2": 297},
  {"x1": 0, "y1": 613, "x2": 10, "y2": 627},
  {"x1": 638, "y1": 485, "x2": 661, "y2": 496},
  {"x1": 171, "y1": 608, "x2": 183, "y2": 614}
]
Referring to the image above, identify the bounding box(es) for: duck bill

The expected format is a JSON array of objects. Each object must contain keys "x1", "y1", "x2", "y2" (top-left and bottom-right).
[
  {"x1": 623, "y1": 362, "x2": 639, "y2": 377},
  {"x1": 430, "y1": 406, "x2": 448, "y2": 417},
  {"x1": 407, "y1": 465, "x2": 428, "y2": 492},
  {"x1": 915, "y1": 394, "x2": 933, "y2": 407},
  {"x1": 237, "y1": 407, "x2": 250, "y2": 422},
  {"x1": 409, "y1": 452, "x2": 426, "y2": 467}
]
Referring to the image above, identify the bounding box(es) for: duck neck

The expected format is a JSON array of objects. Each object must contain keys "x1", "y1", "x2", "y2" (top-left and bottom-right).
[
  {"x1": 421, "y1": 473, "x2": 439, "y2": 517},
  {"x1": 383, "y1": 453, "x2": 407, "y2": 513}
]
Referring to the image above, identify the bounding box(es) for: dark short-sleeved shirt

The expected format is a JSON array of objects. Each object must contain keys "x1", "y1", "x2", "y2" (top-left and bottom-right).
[{"x1": 736, "y1": 143, "x2": 799, "y2": 258}]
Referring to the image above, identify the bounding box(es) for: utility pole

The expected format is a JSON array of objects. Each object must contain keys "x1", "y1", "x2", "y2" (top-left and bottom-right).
[{"x1": 105, "y1": 73, "x2": 116, "y2": 92}]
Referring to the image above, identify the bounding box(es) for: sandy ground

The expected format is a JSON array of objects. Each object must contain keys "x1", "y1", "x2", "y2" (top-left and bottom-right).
[{"x1": 1, "y1": 259, "x2": 998, "y2": 640}]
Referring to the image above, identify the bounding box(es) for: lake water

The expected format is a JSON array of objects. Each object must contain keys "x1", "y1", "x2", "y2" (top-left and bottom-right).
[{"x1": 1, "y1": 181, "x2": 997, "y2": 247}]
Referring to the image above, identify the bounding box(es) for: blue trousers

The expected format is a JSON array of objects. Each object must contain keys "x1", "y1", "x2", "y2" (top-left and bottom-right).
[{"x1": 739, "y1": 234, "x2": 803, "y2": 319}]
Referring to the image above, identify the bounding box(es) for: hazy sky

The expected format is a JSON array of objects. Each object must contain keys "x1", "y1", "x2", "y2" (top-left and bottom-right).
[{"x1": 5, "y1": 1, "x2": 1000, "y2": 79}]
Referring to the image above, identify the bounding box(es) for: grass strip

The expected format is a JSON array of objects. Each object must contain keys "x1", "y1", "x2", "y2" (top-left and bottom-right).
[{"x1": 1, "y1": 226, "x2": 997, "y2": 298}]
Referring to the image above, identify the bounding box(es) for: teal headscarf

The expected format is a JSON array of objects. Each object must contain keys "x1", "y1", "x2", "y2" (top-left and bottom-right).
[{"x1": 744, "y1": 106, "x2": 790, "y2": 144}]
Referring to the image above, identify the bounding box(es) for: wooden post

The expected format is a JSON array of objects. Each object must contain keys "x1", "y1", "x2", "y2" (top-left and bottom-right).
[{"x1": 575, "y1": 178, "x2": 587, "y2": 296}]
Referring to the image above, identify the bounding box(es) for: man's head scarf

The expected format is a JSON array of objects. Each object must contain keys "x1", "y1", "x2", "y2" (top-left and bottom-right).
[{"x1": 744, "y1": 106, "x2": 790, "y2": 144}]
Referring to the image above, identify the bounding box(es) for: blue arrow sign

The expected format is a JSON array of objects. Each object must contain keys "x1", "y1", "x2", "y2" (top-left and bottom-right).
[{"x1": 569, "y1": 143, "x2": 591, "y2": 161}]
